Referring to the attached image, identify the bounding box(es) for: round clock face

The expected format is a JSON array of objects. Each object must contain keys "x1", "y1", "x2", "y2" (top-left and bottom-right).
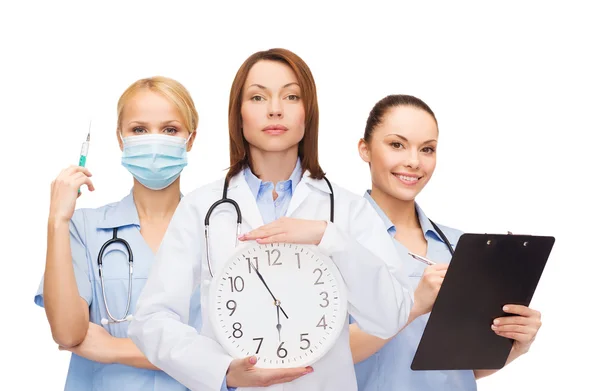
[{"x1": 209, "y1": 242, "x2": 347, "y2": 368}]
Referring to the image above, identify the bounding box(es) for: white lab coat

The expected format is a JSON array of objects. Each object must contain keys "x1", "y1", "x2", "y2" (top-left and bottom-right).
[{"x1": 129, "y1": 171, "x2": 413, "y2": 391}]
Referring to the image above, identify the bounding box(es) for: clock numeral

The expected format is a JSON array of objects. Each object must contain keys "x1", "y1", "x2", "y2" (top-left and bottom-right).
[
  {"x1": 277, "y1": 342, "x2": 288, "y2": 358},
  {"x1": 266, "y1": 249, "x2": 282, "y2": 266},
  {"x1": 300, "y1": 333, "x2": 311, "y2": 350},
  {"x1": 317, "y1": 315, "x2": 328, "y2": 330},
  {"x1": 295, "y1": 252, "x2": 301, "y2": 269},
  {"x1": 226, "y1": 300, "x2": 237, "y2": 316},
  {"x1": 253, "y1": 337, "x2": 264, "y2": 354},
  {"x1": 246, "y1": 257, "x2": 259, "y2": 274},
  {"x1": 313, "y1": 268, "x2": 324, "y2": 285},
  {"x1": 228, "y1": 276, "x2": 245, "y2": 292},
  {"x1": 319, "y1": 292, "x2": 329, "y2": 308},
  {"x1": 232, "y1": 322, "x2": 243, "y2": 338}
]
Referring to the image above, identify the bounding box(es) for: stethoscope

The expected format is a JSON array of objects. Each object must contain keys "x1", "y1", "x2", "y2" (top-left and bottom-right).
[
  {"x1": 429, "y1": 220, "x2": 455, "y2": 255},
  {"x1": 97, "y1": 227, "x2": 134, "y2": 325},
  {"x1": 204, "y1": 176, "x2": 335, "y2": 278}
]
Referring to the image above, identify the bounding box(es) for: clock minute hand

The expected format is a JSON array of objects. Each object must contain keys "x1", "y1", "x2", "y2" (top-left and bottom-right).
[
  {"x1": 249, "y1": 261, "x2": 289, "y2": 319},
  {"x1": 276, "y1": 305, "x2": 282, "y2": 342}
]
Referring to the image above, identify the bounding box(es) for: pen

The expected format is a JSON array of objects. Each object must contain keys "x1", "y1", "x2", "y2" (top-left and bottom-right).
[
  {"x1": 78, "y1": 121, "x2": 91, "y2": 194},
  {"x1": 408, "y1": 251, "x2": 436, "y2": 266}
]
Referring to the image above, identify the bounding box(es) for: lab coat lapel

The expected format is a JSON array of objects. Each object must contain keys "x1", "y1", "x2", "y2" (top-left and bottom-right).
[
  {"x1": 286, "y1": 172, "x2": 332, "y2": 218},
  {"x1": 227, "y1": 172, "x2": 265, "y2": 229},
  {"x1": 286, "y1": 180, "x2": 311, "y2": 218}
]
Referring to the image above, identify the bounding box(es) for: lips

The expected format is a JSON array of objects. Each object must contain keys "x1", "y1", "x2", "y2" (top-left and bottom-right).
[
  {"x1": 393, "y1": 173, "x2": 422, "y2": 186},
  {"x1": 262, "y1": 124, "x2": 288, "y2": 135}
]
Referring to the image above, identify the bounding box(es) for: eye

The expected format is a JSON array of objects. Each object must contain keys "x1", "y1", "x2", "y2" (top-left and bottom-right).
[
  {"x1": 164, "y1": 127, "x2": 178, "y2": 135},
  {"x1": 132, "y1": 127, "x2": 146, "y2": 134},
  {"x1": 390, "y1": 142, "x2": 404, "y2": 149},
  {"x1": 251, "y1": 95, "x2": 265, "y2": 102},
  {"x1": 422, "y1": 146, "x2": 436, "y2": 154},
  {"x1": 286, "y1": 94, "x2": 300, "y2": 101}
]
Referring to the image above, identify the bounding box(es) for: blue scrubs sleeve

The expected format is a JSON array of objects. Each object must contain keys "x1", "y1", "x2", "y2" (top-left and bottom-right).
[{"x1": 34, "y1": 210, "x2": 93, "y2": 308}]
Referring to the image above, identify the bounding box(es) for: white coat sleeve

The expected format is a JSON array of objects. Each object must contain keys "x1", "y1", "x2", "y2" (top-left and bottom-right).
[
  {"x1": 128, "y1": 196, "x2": 233, "y2": 391},
  {"x1": 317, "y1": 196, "x2": 413, "y2": 339}
]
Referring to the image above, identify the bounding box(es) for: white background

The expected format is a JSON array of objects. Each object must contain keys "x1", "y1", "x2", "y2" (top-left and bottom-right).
[{"x1": 1, "y1": 1, "x2": 598, "y2": 390}]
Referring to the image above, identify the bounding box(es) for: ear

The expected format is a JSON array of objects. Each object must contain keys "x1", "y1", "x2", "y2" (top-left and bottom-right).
[
  {"x1": 358, "y1": 138, "x2": 371, "y2": 163},
  {"x1": 117, "y1": 129, "x2": 124, "y2": 151},
  {"x1": 186, "y1": 131, "x2": 197, "y2": 152}
]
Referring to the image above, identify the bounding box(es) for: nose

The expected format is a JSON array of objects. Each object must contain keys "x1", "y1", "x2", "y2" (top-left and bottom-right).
[
  {"x1": 405, "y1": 149, "x2": 420, "y2": 169},
  {"x1": 268, "y1": 100, "x2": 283, "y2": 119}
]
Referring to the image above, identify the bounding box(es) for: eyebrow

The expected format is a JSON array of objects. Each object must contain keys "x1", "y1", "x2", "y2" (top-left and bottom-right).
[
  {"x1": 385, "y1": 133, "x2": 437, "y2": 144},
  {"x1": 247, "y1": 82, "x2": 300, "y2": 90},
  {"x1": 127, "y1": 120, "x2": 182, "y2": 126}
]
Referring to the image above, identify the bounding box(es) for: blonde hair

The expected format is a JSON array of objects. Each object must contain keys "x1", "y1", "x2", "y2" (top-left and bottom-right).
[{"x1": 117, "y1": 76, "x2": 198, "y2": 134}]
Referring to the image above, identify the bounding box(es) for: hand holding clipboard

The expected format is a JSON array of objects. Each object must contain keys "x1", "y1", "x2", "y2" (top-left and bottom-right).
[{"x1": 409, "y1": 233, "x2": 554, "y2": 370}]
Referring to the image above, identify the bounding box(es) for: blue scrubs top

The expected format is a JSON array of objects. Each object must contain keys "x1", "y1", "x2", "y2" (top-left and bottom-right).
[
  {"x1": 34, "y1": 191, "x2": 202, "y2": 391},
  {"x1": 353, "y1": 190, "x2": 477, "y2": 391}
]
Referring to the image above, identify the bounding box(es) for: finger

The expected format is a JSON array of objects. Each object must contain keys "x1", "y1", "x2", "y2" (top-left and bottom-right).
[
  {"x1": 502, "y1": 305, "x2": 540, "y2": 318},
  {"x1": 429, "y1": 269, "x2": 447, "y2": 278},
  {"x1": 430, "y1": 263, "x2": 449, "y2": 271},
  {"x1": 65, "y1": 166, "x2": 92, "y2": 176},
  {"x1": 261, "y1": 367, "x2": 312, "y2": 386},
  {"x1": 256, "y1": 233, "x2": 288, "y2": 244},
  {"x1": 66, "y1": 165, "x2": 92, "y2": 177},
  {"x1": 493, "y1": 315, "x2": 537, "y2": 327},
  {"x1": 269, "y1": 368, "x2": 313, "y2": 385},
  {"x1": 57, "y1": 165, "x2": 77, "y2": 178},
  {"x1": 494, "y1": 331, "x2": 532, "y2": 342},
  {"x1": 491, "y1": 324, "x2": 531, "y2": 333},
  {"x1": 242, "y1": 356, "x2": 258, "y2": 369},
  {"x1": 74, "y1": 174, "x2": 95, "y2": 192},
  {"x1": 423, "y1": 273, "x2": 445, "y2": 286},
  {"x1": 241, "y1": 226, "x2": 278, "y2": 240}
]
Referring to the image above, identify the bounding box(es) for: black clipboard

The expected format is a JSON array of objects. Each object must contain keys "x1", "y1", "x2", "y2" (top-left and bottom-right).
[{"x1": 411, "y1": 233, "x2": 555, "y2": 371}]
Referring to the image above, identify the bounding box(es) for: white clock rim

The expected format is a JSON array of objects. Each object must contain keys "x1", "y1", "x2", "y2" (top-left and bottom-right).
[{"x1": 207, "y1": 241, "x2": 348, "y2": 369}]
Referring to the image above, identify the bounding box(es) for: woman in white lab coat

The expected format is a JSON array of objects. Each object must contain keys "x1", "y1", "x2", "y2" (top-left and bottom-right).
[{"x1": 128, "y1": 48, "x2": 413, "y2": 391}]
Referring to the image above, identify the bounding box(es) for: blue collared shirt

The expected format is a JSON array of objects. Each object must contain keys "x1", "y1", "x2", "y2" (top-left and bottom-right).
[
  {"x1": 243, "y1": 158, "x2": 303, "y2": 224},
  {"x1": 353, "y1": 190, "x2": 477, "y2": 391},
  {"x1": 34, "y1": 191, "x2": 202, "y2": 391}
]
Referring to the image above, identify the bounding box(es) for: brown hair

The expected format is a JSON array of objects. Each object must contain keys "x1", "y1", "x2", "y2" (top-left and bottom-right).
[
  {"x1": 363, "y1": 94, "x2": 437, "y2": 143},
  {"x1": 226, "y1": 48, "x2": 324, "y2": 182},
  {"x1": 117, "y1": 76, "x2": 198, "y2": 134}
]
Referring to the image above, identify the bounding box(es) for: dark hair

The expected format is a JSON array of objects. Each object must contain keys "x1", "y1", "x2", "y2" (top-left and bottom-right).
[
  {"x1": 226, "y1": 48, "x2": 324, "y2": 182},
  {"x1": 363, "y1": 94, "x2": 438, "y2": 142}
]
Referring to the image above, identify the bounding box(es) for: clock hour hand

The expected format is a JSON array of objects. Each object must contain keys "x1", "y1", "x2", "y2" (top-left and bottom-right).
[
  {"x1": 276, "y1": 305, "x2": 282, "y2": 342},
  {"x1": 248, "y1": 261, "x2": 289, "y2": 319}
]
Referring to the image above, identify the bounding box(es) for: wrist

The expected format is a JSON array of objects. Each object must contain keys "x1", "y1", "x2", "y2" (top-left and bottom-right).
[
  {"x1": 48, "y1": 215, "x2": 70, "y2": 230},
  {"x1": 511, "y1": 344, "x2": 530, "y2": 357},
  {"x1": 411, "y1": 299, "x2": 428, "y2": 318},
  {"x1": 314, "y1": 220, "x2": 328, "y2": 245}
]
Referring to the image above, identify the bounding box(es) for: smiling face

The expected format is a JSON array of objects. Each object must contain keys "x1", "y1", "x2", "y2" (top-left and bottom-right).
[
  {"x1": 359, "y1": 105, "x2": 438, "y2": 201},
  {"x1": 240, "y1": 60, "x2": 306, "y2": 157}
]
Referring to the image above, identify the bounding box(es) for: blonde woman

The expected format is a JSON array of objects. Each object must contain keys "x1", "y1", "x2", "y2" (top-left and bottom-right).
[{"x1": 35, "y1": 76, "x2": 201, "y2": 390}]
